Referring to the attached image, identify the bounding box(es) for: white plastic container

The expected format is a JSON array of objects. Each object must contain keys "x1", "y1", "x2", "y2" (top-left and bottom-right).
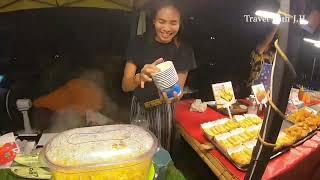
[{"x1": 41, "y1": 124, "x2": 158, "y2": 180}]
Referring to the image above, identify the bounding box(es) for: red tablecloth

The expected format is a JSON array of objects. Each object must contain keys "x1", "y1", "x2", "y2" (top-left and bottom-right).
[{"x1": 175, "y1": 99, "x2": 320, "y2": 180}]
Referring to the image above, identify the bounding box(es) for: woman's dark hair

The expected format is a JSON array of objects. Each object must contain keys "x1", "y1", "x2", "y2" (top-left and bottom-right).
[{"x1": 146, "y1": 0, "x2": 184, "y2": 47}]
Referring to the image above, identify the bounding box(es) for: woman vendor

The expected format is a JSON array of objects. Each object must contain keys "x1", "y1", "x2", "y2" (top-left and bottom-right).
[
  {"x1": 247, "y1": 25, "x2": 278, "y2": 91},
  {"x1": 122, "y1": 0, "x2": 196, "y2": 151}
]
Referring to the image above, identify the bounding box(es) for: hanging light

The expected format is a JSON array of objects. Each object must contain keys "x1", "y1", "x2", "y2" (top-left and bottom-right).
[
  {"x1": 255, "y1": 10, "x2": 308, "y2": 25},
  {"x1": 299, "y1": 19, "x2": 309, "y2": 25},
  {"x1": 272, "y1": 17, "x2": 281, "y2": 25},
  {"x1": 303, "y1": 38, "x2": 320, "y2": 48},
  {"x1": 255, "y1": 10, "x2": 281, "y2": 25},
  {"x1": 255, "y1": 10, "x2": 280, "y2": 20}
]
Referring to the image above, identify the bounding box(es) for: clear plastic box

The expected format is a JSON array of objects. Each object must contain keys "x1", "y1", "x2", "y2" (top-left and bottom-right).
[{"x1": 41, "y1": 124, "x2": 158, "y2": 180}]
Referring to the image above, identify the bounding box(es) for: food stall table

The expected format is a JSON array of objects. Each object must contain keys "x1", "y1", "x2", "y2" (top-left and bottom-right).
[
  {"x1": 175, "y1": 99, "x2": 320, "y2": 180},
  {"x1": 0, "y1": 133, "x2": 186, "y2": 180}
]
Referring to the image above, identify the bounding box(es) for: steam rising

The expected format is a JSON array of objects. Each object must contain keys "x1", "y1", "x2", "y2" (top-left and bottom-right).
[{"x1": 36, "y1": 69, "x2": 130, "y2": 133}]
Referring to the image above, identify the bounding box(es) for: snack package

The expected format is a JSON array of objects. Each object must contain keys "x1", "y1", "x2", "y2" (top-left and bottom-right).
[{"x1": 0, "y1": 133, "x2": 20, "y2": 168}]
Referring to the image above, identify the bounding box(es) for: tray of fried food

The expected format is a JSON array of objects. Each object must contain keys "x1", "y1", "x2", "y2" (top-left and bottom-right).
[
  {"x1": 215, "y1": 132, "x2": 233, "y2": 150},
  {"x1": 215, "y1": 132, "x2": 259, "y2": 170},
  {"x1": 283, "y1": 122, "x2": 313, "y2": 142},
  {"x1": 216, "y1": 127, "x2": 259, "y2": 151},
  {"x1": 275, "y1": 132, "x2": 296, "y2": 150},
  {"x1": 227, "y1": 145, "x2": 253, "y2": 167},
  {"x1": 304, "y1": 113, "x2": 320, "y2": 130},
  {"x1": 287, "y1": 107, "x2": 317, "y2": 123},
  {"x1": 201, "y1": 118, "x2": 240, "y2": 138},
  {"x1": 219, "y1": 126, "x2": 260, "y2": 151},
  {"x1": 245, "y1": 124, "x2": 262, "y2": 138},
  {"x1": 234, "y1": 114, "x2": 263, "y2": 128},
  {"x1": 216, "y1": 128, "x2": 245, "y2": 149},
  {"x1": 201, "y1": 118, "x2": 229, "y2": 137},
  {"x1": 304, "y1": 116, "x2": 320, "y2": 131}
]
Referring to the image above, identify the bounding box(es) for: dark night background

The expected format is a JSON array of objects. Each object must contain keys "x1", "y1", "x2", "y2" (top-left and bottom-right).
[{"x1": 0, "y1": 0, "x2": 319, "y2": 131}]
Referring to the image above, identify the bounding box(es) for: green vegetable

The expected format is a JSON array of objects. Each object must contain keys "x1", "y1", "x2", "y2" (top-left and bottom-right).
[
  {"x1": 10, "y1": 166, "x2": 51, "y2": 179},
  {"x1": 166, "y1": 162, "x2": 186, "y2": 180},
  {"x1": 14, "y1": 154, "x2": 44, "y2": 168}
]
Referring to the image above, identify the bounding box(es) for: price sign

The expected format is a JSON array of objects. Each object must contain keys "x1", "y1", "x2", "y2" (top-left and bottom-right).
[{"x1": 212, "y1": 81, "x2": 236, "y2": 109}]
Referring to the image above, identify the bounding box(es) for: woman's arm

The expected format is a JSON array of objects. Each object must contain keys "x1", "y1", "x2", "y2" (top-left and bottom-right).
[
  {"x1": 122, "y1": 61, "x2": 140, "y2": 92},
  {"x1": 122, "y1": 58, "x2": 163, "y2": 92},
  {"x1": 178, "y1": 71, "x2": 188, "y2": 94}
]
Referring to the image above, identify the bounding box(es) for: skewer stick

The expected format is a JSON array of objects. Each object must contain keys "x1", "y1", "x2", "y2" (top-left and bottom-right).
[{"x1": 226, "y1": 105, "x2": 233, "y2": 119}]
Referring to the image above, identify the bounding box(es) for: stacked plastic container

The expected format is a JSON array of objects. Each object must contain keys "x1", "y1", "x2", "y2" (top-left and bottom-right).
[
  {"x1": 152, "y1": 61, "x2": 181, "y2": 99},
  {"x1": 41, "y1": 124, "x2": 158, "y2": 180}
]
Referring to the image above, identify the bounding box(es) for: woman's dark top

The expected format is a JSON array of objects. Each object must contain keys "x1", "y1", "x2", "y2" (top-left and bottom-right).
[{"x1": 126, "y1": 37, "x2": 197, "y2": 105}]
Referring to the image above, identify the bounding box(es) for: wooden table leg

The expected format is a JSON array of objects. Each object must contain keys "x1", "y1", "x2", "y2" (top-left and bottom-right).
[{"x1": 176, "y1": 124, "x2": 238, "y2": 180}]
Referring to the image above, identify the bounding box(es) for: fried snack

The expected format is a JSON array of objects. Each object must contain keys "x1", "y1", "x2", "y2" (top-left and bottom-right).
[
  {"x1": 227, "y1": 136, "x2": 242, "y2": 146},
  {"x1": 244, "y1": 130, "x2": 257, "y2": 139},
  {"x1": 243, "y1": 147, "x2": 253, "y2": 157},
  {"x1": 215, "y1": 125, "x2": 228, "y2": 134},
  {"x1": 206, "y1": 120, "x2": 241, "y2": 136},
  {"x1": 304, "y1": 118, "x2": 318, "y2": 131},
  {"x1": 288, "y1": 108, "x2": 315, "y2": 123},
  {"x1": 226, "y1": 134, "x2": 249, "y2": 147},
  {"x1": 305, "y1": 116, "x2": 320, "y2": 128},
  {"x1": 283, "y1": 122, "x2": 312, "y2": 142},
  {"x1": 238, "y1": 132, "x2": 252, "y2": 142},
  {"x1": 203, "y1": 128, "x2": 217, "y2": 137},
  {"x1": 202, "y1": 119, "x2": 241, "y2": 138},
  {"x1": 238, "y1": 117, "x2": 263, "y2": 128},
  {"x1": 275, "y1": 132, "x2": 296, "y2": 150},
  {"x1": 230, "y1": 151, "x2": 251, "y2": 166},
  {"x1": 244, "y1": 129, "x2": 260, "y2": 139},
  {"x1": 249, "y1": 117, "x2": 263, "y2": 124},
  {"x1": 218, "y1": 140, "x2": 234, "y2": 150},
  {"x1": 225, "y1": 120, "x2": 240, "y2": 129}
]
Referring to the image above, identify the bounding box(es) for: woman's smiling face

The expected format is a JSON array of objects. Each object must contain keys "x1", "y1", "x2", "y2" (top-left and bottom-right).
[{"x1": 154, "y1": 6, "x2": 180, "y2": 43}]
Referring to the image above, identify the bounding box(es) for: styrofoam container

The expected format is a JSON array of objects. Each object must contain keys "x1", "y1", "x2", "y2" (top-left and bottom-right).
[
  {"x1": 151, "y1": 61, "x2": 181, "y2": 99},
  {"x1": 154, "y1": 61, "x2": 174, "y2": 73}
]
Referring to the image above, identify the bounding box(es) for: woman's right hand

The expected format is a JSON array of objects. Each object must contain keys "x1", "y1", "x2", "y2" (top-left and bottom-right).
[{"x1": 139, "y1": 58, "x2": 163, "y2": 88}]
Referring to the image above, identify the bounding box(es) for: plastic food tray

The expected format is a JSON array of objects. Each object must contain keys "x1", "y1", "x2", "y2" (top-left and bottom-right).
[{"x1": 203, "y1": 119, "x2": 317, "y2": 171}]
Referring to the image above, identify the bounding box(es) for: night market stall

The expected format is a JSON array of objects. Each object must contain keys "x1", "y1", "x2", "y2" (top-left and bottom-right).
[{"x1": 0, "y1": 0, "x2": 320, "y2": 180}]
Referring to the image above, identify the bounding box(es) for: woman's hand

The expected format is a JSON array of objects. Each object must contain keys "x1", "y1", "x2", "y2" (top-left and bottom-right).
[
  {"x1": 161, "y1": 91, "x2": 183, "y2": 104},
  {"x1": 139, "y1": 58, "x2": 163, "y2": 88},
  {"x1": 160, "y1": 72, "x2": 188, "y2": 104}
]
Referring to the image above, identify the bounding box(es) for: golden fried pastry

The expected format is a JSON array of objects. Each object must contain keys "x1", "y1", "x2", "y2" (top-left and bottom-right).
[
  {"x1": 231, "y1": 151, "x2": 251, "y2": 166},
  {"x1": 288, "y1": 108, "x2": 314, "y2": 123},
  {"x1": 228, "y1": 136, "x2": 242, "y2": 146},
  {"x1": 305, "y1": 119, "x2": 318, "y2": 130},
  {"x1": 243, "y1": 148, "x2": 253, "y2": 157},
  {"x1": 203, "y1": 128, "x2": 216, "y2": 137},
  {"x1": 239, "y1": 133, "x2": 251, "y2": 141},
  {"x1": 250, "y1": 117, "x2": 263, "y2": 124},
  {"x1": 218, "y1": 140, "x2": 234, "y2": 150},
  {"x1": 225, "y1": 120, "x2": 240, "y2": 129},
  {"x1": 283, "y1": 122, "x2": 312, "y2": 141},
  {"x1": 209, "y1": 128, "x2": 219, "y2": 136},
  {"x1": 275, "y1": 133, "x2": 296, "y2": 150},
  {"x1": 238, "y1": 116, "x2": 263, "y2": 128},
  {"x1": 305, "y1": 116, "x2": 320, "y2": 128},
  {"x1": 244, "y1": 131, "x2": 256, "y2": 139}
]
